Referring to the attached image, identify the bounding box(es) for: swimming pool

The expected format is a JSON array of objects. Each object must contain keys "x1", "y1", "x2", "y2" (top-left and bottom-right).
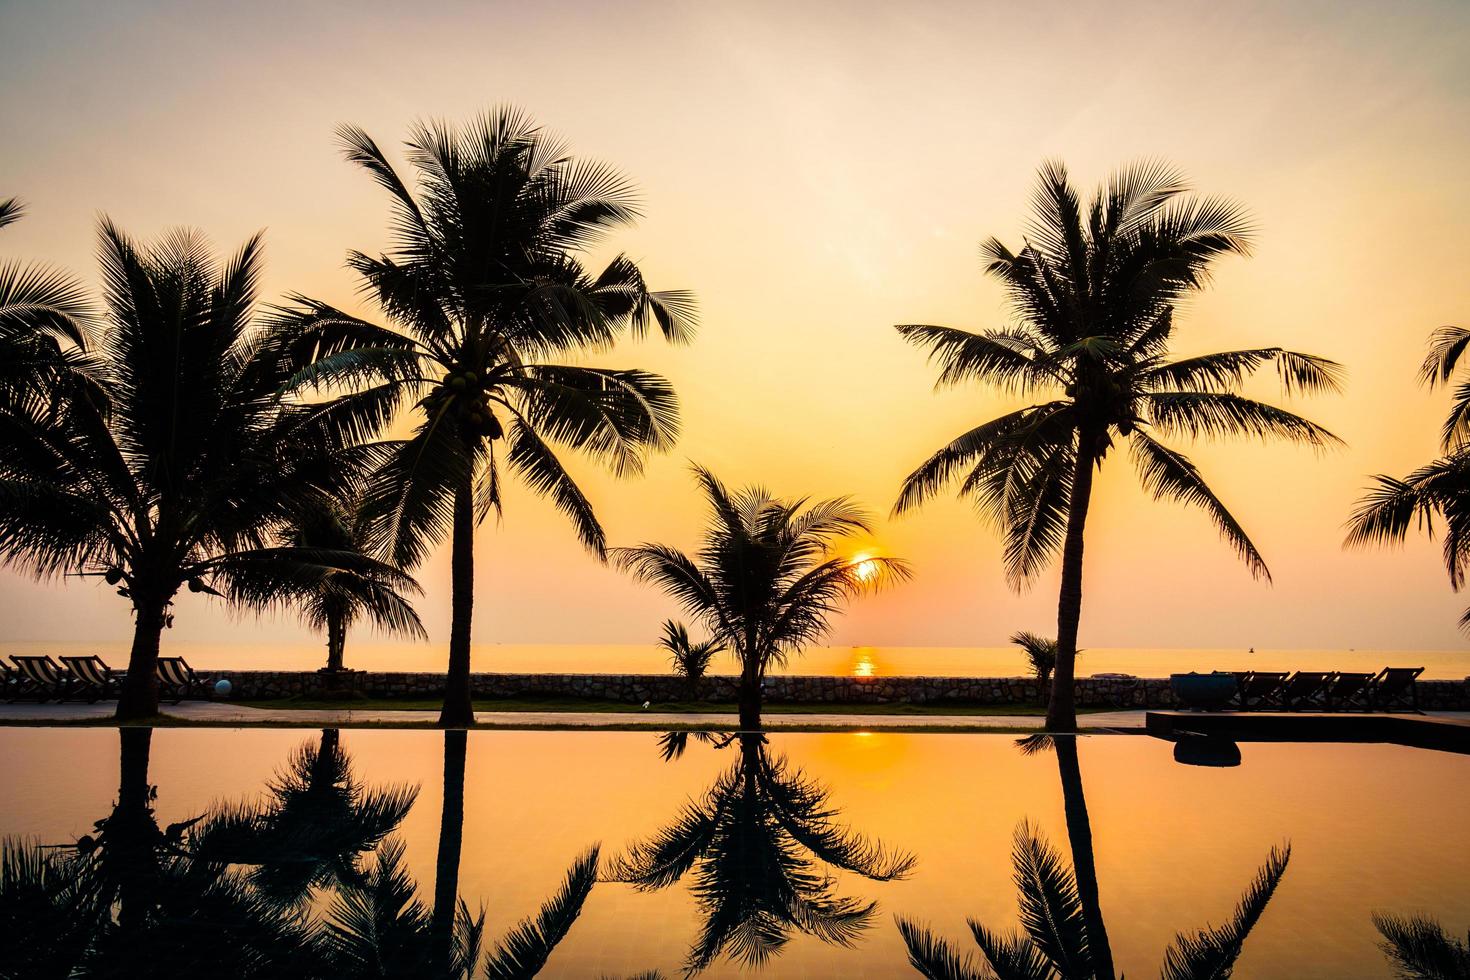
[{"x1": 1, "y1": 727, "x2": 1466, "y2": 977}]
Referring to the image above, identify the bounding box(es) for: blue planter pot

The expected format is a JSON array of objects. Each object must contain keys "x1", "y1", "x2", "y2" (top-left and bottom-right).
[{"x1": 1170, "y1": 672, "x2": 1237, "y2": 711}]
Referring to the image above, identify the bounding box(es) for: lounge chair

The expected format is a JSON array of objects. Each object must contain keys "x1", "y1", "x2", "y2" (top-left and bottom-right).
[
  {"x1": 156, "y1": 656, "x2": 208, "y2": 703},
  {"x1": 0, "y1": 661, "x2": 16, "y2": 699},
  {"x1": 1280, "y1": 670, "x2": 1335, "y2": 711},
  {"x1": 1234, "y1": 670, "x2": 1289, "y2": 710},
  {"x1": 59, "y1": 655, "x2": 121, "y2": 703},
  {"x1": 1325, "y1": 671, "x2": 1374, "y2": 710},
  {"x1": 1369, "y1": 667, "x2": 1424, "y2": 712},
  {"x1": 9, "y1": 655, "x2": 70, "y2": 701}
]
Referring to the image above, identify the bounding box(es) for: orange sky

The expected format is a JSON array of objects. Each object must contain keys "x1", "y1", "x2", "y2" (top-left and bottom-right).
[{"x1": 1, "y1": 0, "x2": 1467, "y2": 655}]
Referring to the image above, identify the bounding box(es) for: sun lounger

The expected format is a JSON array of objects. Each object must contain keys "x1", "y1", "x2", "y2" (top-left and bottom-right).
[
  {"x1": 58, "y1": 655, "x2": 121, "y2": 702},
  {"x1": 1325, "y1": 671, "x2": 1374, "y2": 710},
  {"x1": 1233, "y1": 670, "x2": 1289, "y2": 710},
  {"x1": 1369, "y1": 667, "x2": 1424, "y2": 712},
  {"x1": 156, "y1": 656, "x2": 208, "y2": 703},
  {"x1": 9, "y1": 655, "x2": 71, "y2": 701},
  {"x1": 1280, "y1": 670, "x2": 1335, "y2": 710}
]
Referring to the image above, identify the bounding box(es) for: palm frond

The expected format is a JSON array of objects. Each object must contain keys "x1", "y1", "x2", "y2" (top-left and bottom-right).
[{"x1": 1160, "y1": 844, "x2": 1290, "y2": 980}]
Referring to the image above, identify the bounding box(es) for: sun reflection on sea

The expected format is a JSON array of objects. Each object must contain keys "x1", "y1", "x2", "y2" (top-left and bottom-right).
[{"x1": 851, "y1": 647, "x2": 877, "y2": 677}]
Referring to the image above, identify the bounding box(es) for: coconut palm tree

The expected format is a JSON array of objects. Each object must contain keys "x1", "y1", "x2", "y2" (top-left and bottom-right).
[
  {"x1": 893, "y1": 161, "x2": 1342, "y2": 731},
  {"x1": 612, "y1": 466, "x2": 908, "y2": 730},
  {"x1": 606, "y1": 733, "x2": 915, "y2": 973},
  {"x1": 284, "y1": 496, "x2": 427, "y2": 673},
  {"x1": 1347, "y1": 326, "x2": 1470, "y2": 630},
  {"x1": 0, "y1": 222, "x2": 407, "y2": 719},
  {"x1": 1373, "y1": 912, "x2": 1470, "y2": 979},
  {"x1": 0, "y1": 197, "x2": 96, "y2": 408},
  {"x1": 896, "y1": 821, "x2": 1290, "y2": 980},
  {"x1": 658, "y1": 620, "x2": 723, "y2": 697},
  {"x1": 1010, "y1": 631, "x2": 1062, "y2": 690},
  {"x1": 270, "y1": 108, "x2": 695, "y2": 727}
]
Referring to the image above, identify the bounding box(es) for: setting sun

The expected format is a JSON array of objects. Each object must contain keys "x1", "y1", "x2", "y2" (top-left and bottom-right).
[{"x1": 850, "y1": 554, "x2": 880, "y2": 583}]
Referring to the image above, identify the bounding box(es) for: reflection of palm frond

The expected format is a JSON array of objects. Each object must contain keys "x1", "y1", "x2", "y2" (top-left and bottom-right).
[
  {"x1": 1372, "y1": 912, "x2": 1470, "y2": 979},
  {"x1": 484, "y1": 845, "x2": 600, "y2": 979},
  {"x1": 1160, "y1": 844, "x2": 1290, "y2": 979},
  {"x1": 896, "y1": 822, "x2": 1290, "y2": 980},
  {"x1": 0, "y1": 838, "x2": 100, "y2": 977}
]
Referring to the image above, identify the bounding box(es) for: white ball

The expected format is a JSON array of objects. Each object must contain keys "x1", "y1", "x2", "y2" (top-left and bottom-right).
[{"x1": 214, "y1": 678, "x2": 232, "y2": 696}]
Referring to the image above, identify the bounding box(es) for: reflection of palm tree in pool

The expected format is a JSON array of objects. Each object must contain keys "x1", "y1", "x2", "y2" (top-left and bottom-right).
[
  {"x1": 607, "y1": 732, "x2": 916, "y2": 973},
  {"x1": 194, "y1": 729, "x2": 417, "y2": 908},
  {"x1": 1016, "y1": 733, "x2": 1116, "y2": 978},
  {"x1": 897, "y1": 819, "x2": 1290, "y2": 979},
  {"x1": 894, "y1": 733, "x2": 1288, "y2": 979},
  {"x1": 1, "y1": 727, "x2": 325, "y2": 977}
]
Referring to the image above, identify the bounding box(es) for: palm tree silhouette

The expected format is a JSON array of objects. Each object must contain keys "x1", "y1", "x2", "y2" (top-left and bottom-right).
[
  {"x1": 658, "y1": 620, "x2": 724, "y2": 698},
  {"x1": 892, "y1": 161, "x2": 1342, "y2": 731},
  {"x1": 192, "y1": 729, "x2": 418, "y2": 909},
  {"x1": 0, "y1": 223, "x2": 405, "y2": 719},
  {"x1": 283, "y1": 497, "x2": 427, "y2": 673},
  {"x1": 1373, "y1": 912, "x2": 1470, "y2": 978},
  {"x1": 1348, "y1": 326, "x2": 1470, "y2": 630},
  {"x1": 897, "y1": 820, "x2": 1290, "y2": 980},
  {"x1": 605, "y1": 732, "x2": 916, "y2": 974},
  {"x1": 613, "y1": 466, "x2": 907, "y2": 729},
  {"x1": 1010, "y1": 631, "x2": 1062, "y2": 692},
  {"x1": 270, "y1": 108, "x2": 695, "y2": 727},
  {"x1": 0, "y1": 196, "x2": 96, "y2": 409}
]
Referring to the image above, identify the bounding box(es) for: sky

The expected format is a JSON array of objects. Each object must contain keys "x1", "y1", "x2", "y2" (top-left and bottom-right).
[{"x1": 1, "y1": 0, "x2": 1468, "y2": 659}]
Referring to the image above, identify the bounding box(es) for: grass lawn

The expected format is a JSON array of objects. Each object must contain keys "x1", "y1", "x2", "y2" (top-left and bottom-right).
[{"x1": 236, "y1": 695, "x2": 1112, "y2": 716}]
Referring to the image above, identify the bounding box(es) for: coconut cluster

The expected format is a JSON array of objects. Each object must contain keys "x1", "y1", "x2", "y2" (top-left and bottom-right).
[{"x1": 422, "y1": 369, "x2": 503, "y2": 440}]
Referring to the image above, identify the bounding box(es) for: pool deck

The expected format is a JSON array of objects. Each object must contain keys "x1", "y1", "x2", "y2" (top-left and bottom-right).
[
  {"x1": 1147, "y1": 709, "x2": 1470, "y2": 753},
  {"x1": 0, "y1": 700, "x2": 1151, "y2": 732}
]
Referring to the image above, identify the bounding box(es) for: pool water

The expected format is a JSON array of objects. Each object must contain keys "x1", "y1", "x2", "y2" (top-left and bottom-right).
[{"x1": 1, "y1": 727, "x2": 1466, "y2": 977}]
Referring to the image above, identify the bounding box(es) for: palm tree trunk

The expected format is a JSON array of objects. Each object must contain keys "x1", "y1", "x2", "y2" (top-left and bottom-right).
[
  {"x1": 325, "y1": 611, "x2": 346, "y2": 672},
  {"x1": 115, "y1": 598, "x2": 167, "y2": 721},
  {"x1": 737, "y1": 643, "x2": 762, "y2": 730},
  {"x1": 1047, "y1": 446, "x2": 1097, "y2": 732},
  {"x1": 439, "y1": 475, "x2": 476, "y2": 728},
  {"x1": 430, "y1": 729, "x2": 467, "y2": 978},
  {"x1": 1054, "y1": 734, "x2": 1115, "y2": 980}
]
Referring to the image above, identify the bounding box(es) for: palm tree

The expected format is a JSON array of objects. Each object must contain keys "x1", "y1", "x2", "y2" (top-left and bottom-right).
[
  {"x1": 1009, "y1": 631, "x2": 1062, "y2": 690},
  {"x1": 0, "y1": 222, "x2": 402, "y2": 719},
  {"x1": 893, "y1": 161, "x2": 1342, "y2": 731},
  {"x1": 271, "y1": 108, "x2": 695, "y2": 727},
  {"x1": 193, "y1": 730, "x2": 418, "y2": 908},
  {"x1": 1373, "y1": 912, "x2": 1470, "y2": 979},
  {"x1": 284, "y1": 496, "x2": 427, "y2": 673},
  {"x1": 896, "y1": 821, "x2": 1290, "y2": 980},
  {"x1": 0, "y1": 196, "x2": 96, "y2": 408},
  {"x1": 1347, "y1": 327, "x2": 1470, "y2": 629},
  {"x1": 613, "y1": 466, "x2": 908, "y2": 730},
  {"x1": 658, "y1": 620, "x2": 723, "y2": 697},
  {"x1": 606, "y1": 733, "x2": 915, "y2": 973}
]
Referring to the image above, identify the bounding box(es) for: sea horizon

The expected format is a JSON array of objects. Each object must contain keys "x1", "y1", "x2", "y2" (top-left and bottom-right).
[{"x1": 6, "y1": 639, "x2": 1467, "y2": 680}]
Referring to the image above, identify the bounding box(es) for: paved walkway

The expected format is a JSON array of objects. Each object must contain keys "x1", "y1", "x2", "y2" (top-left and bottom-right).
[{"x1": 0, "y1": 700, "x2": 1152, "y2": 731}]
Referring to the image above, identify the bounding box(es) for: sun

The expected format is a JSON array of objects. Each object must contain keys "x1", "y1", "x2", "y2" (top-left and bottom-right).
[{"x1": 850, "y1": 553, "x2": 879, "y2": 582}]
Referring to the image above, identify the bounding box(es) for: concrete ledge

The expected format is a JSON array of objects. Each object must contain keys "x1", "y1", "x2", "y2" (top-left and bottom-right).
[{"x1": 1146, "y1": 710, "x2": 1470, "y2": 753}]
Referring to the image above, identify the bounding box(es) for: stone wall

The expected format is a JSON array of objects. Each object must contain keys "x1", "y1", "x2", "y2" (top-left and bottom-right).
[{"x1": 205, "y1": 669, "x2": 1470, "y2": 710}]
